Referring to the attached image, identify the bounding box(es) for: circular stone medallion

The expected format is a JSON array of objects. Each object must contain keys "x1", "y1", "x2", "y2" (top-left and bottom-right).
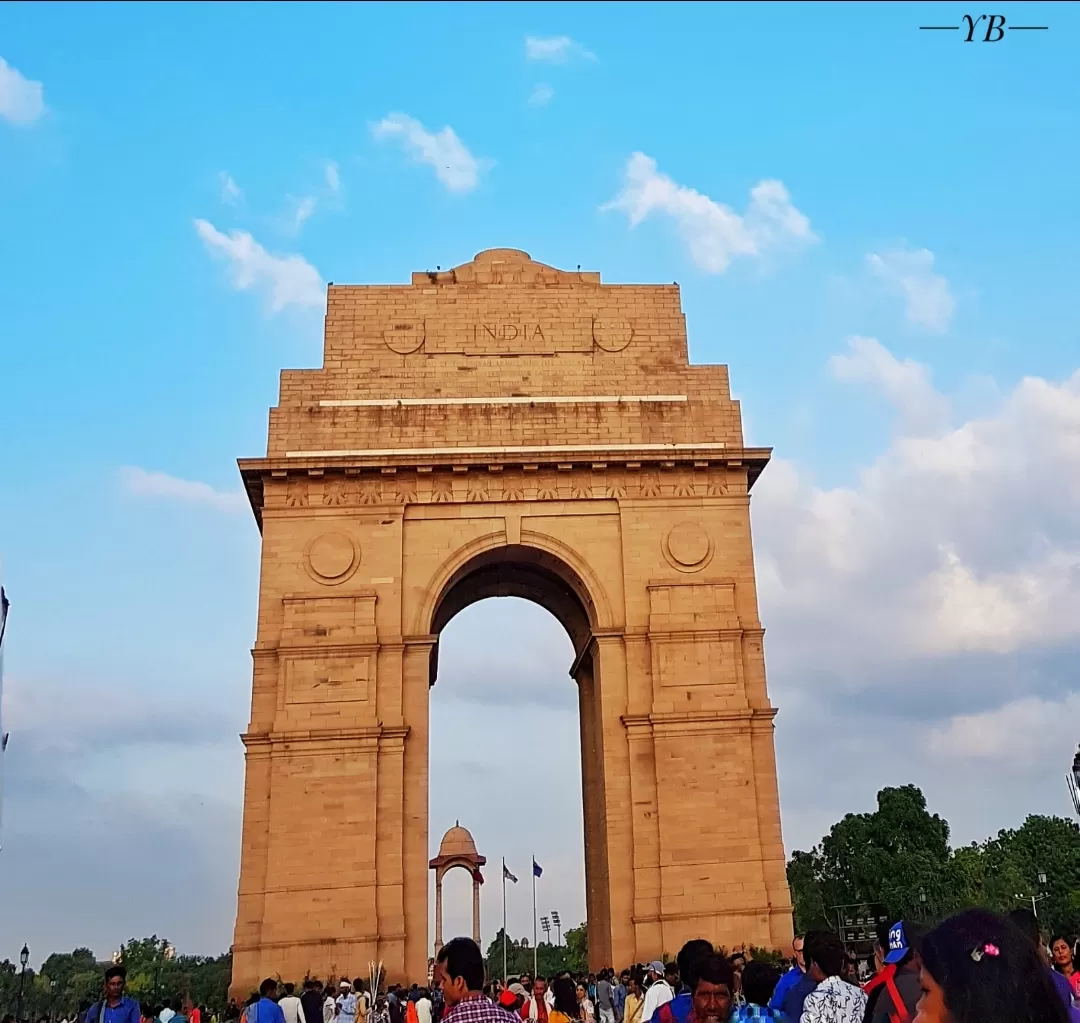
[
  {"x1": 305, "y1": 532, "x2": 360, "y2": 584},
  {"x1": 663, "y1": 521, "x2": 713, "y2": 572},
  {"x1": 592, "y1": 318, "x2": 633, "y2": 352},
  {"x1": 383, "y1": 321, "x2": 426, "y2": 355}
]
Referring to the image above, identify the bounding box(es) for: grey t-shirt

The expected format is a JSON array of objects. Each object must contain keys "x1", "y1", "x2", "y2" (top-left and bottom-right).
[{"x1": 597, "y1": 982, "x2": 614, "y2": 1012}]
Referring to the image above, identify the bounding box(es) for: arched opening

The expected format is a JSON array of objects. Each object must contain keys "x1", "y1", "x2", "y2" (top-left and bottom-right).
[{"x1": 425, "y1": 544, "x2": 610, "y2": 969}]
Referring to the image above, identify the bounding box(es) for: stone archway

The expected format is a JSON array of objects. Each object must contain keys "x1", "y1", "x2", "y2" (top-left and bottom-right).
[
  {"x1": 231, "y1": 248, "x2": 792, "y2": 996},
  {"x1": 426, "y1": 541, "x2": 613, "y2": 967}
]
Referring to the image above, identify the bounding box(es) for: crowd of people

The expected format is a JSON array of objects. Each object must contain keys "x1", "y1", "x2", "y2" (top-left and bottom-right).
[
  {"x1": 14, "y1": 905, "x2": 1080, "y2": 1023},
  {"x1": 417, "y1": 910, "x2": 1080, "y2": 1023}
]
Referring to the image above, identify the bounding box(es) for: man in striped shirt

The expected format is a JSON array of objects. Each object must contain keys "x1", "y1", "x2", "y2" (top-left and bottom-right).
[{"x1": 433, "y1": 938, "x2": 517, "y2": 1023}]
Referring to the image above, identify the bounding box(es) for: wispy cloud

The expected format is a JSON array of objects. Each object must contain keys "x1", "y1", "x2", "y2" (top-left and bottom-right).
[
  {"x1": 120, "y1": 467, "x2": 248, "y2": 513},
  {"x1": 524, "y1": 35, "x2": 596, "y2": 63},
  {"x1": 829, "y1": 335, "x2": 950, "y2": 436},
  {"x1": 193, "y1": 219, "x2": 323, "y2": 311},
  {"x1": 219, "y1": 172, "x2": 242, "y2": 206},
  {"x1": 286, "y1": 194, "x2": 317, "y2": 232},
  {"x1": 603, "y1": 152, "x2": 816, "y2": 273},
  {"x1": 372, "y1": 112, "x2": 483, "y2": 193},
  {"x1": 528, "y1": 83, "x2": 555, "y2": 107},
  {"x1": 0, "y1": 55, "x2": 45, "y2": 125},
  {"x1": 278, "y1": 162, "x2": 341, "y2": 235},
  {"x1": 867, "y1": 245, "x2": 955, "y2": 332},
  {"x1": 325, "y1": 160, "x2": 341, "y2": 195}
]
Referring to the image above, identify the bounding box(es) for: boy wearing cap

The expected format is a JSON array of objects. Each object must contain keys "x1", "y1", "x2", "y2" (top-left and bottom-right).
[
  {"x1": 639, "y1": 964, "x2": 673, "y2": 1023},
  {"x1": 863, "y1": 921, "x2": 920, "y2": 1023}
]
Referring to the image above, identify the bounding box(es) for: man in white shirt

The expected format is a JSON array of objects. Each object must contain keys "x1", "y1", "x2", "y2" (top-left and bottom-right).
[
  {"x1": 800, "y1": 933, "x2": 867, "y2": 1023},
  {"x1": 279, "y1": 985, "x2": 303, "y2": 1023},
  {"x1": 322, "y1": 986, "x2": 336, "y2": 1023},
  {"x1": 520, "y1": 977, "x2": 554, "y2": 1022},
  {"x1": 159, "y1": 1007, "x2": 176, "y2": 1023},
  {"x1": 640, "y1": 963, "x2": 673, "y2": 1023},
  {"x1": 415, "y1": 991, "x2": 432, "y2": 1023},
  {"x1": 336, "y1": 983, "x2": 358, "y2": 1023}
]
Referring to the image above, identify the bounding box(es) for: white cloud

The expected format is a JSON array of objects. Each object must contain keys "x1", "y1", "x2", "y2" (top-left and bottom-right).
[
  {"x1": 754, "y1": 349, "x2": 1080, "y2": 671},
  {"x1": 757, "y1": 345, "x2": 1080, "y2": 850},
  {"x1": 529, "y1": 83, "x2": 555, "y2": 107},
  {"x1": 603, "y1": 152, "x2": 816, "y2": 272},
  {"x1": 867, "y1": 245, "x2": 956, "y2": 332},
  {"x1": 829, "y1": 335, "x2": 950, "y2": 435},
  {"x1": 524, "y1": 35, "x2": 595, "y2": 63},
  {"x1": 219, "y1": 172, "x2": 242, "y2": 205},
  {"x1": 120, "y1": 467, "x2": 248, "y2": 514},
  {"x1": 926, "y1": 694, "x2": 1080, "y2": 771},
  {"x1": 0, "y1": 56, "x2": 45, "y2": 125},
  {"x1": 372, "y1": 112, "x2": 483, "y2": 193},
  {"x1": 193, "y1": 218, "x2": 324, "y2": 311},
  {"x1": 325, "y1": 160, "x2": 341, "y2": 195}
]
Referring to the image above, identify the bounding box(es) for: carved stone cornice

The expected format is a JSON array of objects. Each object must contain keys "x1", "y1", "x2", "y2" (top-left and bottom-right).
[{"x1": 238, "y1": 451, "x2": 769, "y2": 526}]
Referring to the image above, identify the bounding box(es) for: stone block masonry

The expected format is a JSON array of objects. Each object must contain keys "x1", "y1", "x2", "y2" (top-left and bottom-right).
[{"x1": 231, "y1": 248, "x2": 792, "y2": 996}]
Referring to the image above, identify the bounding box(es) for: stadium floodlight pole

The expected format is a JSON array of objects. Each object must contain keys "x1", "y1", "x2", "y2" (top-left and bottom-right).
[
  {"x1": 502, "y1": 857, "x2": 508, "y2": 983},
  {"x1": 551, "y1": 909, "x2": 561, "y2": 946},
  {"x1": 1069, "y1": 746, "x2": 1080, "y2": 817}
]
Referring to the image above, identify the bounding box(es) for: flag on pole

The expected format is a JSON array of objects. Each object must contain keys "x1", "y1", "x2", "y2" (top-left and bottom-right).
[
  {"x1": 503, "y1": 864, "x2": 519, "y2": 884},
  {"x1": 472, "y1": 867, "x2": 485, "y2": 885},
  {"x1": 533, "y1": 859, "x2": 543, "y2": 878}
]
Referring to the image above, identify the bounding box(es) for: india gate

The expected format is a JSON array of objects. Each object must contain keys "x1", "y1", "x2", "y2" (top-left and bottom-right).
[{"x1": 232, "y1": 247, "x2": 792, "y2": 993}]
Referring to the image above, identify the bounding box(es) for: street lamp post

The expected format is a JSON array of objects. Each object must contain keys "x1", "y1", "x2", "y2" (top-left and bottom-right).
[
  {"x1": 1016, "y1": 871, "x2": 1050, "y2": 918},
  {"x1": 919, "y1": 891, "x2": 928, "y2": 919},
  {"x1": 17, "y1": 943, "x2": 30, "y2": 1023}
]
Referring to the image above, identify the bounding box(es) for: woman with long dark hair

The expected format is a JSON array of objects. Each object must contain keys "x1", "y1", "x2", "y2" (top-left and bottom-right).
[
  {"x1": 915, "y1": 908, "x2": 1068, "y2": 1023},
  {"x1": 549, "y1": 979, "x2": 579, "y2": 1023},
  {"x1": 1052, "y1": 936, "x2": 1080, "y2": 1000}
]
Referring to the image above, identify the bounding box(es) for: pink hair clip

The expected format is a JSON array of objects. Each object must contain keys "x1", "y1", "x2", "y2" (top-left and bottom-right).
[{"x1": 970, "y1": 943, "x2": 1000, "y2": 961}]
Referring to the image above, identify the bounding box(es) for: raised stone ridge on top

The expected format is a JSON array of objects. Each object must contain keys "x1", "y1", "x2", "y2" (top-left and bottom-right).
[{"x1": 407, "y1": 246, "x2": 603, "y2": 286}]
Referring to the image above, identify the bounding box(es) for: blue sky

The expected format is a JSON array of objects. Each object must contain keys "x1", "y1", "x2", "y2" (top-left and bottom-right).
[{"x1": 1, "y1": 0, "x2": 1079, "y2": 966}]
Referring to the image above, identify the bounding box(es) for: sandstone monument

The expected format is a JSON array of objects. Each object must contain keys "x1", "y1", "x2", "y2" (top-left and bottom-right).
[{"x1": 231, "y1": 248, "x2": 792, "y2": 994}]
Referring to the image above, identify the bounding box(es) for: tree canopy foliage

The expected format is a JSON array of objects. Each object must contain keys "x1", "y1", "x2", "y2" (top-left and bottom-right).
[
  {"x1": 788, "y1": 785, "x2": 1080, "y2": 936},
  {"x1": 484, "y1": 923, "x2": 588, "y2": 980},
  {"x1": 0, "y1": 938, "x2": 232, "y2": 1021}
]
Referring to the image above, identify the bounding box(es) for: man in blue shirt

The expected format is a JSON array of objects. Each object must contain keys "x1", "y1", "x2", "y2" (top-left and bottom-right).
[
  {"x1": 248, "y1": 979, "x2": 286, "y2": 1023},
  {"x1": 88, "y1": 966, "x2": 141, "y2": 1023},
  {"x1": 613, "y1": 972, "x2": 628, "y2": 1023},
  {"x1": 768, "y1": 937, "x2": 804, "y2": 1015},
  {"x1": 777, "y1": 933, "x2": 821, "y2": 1023}
]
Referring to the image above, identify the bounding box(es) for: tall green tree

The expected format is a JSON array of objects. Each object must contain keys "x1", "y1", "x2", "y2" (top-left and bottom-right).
[
  {"x1": 563, "y1": 925, "x2": 588, "y2": 975},
  {"x1": 787, "y1": 785, "x2": 1080, "y2": 937},
  {"x1": 483, "y1": 929, "x2": 583, "y2": 981}
]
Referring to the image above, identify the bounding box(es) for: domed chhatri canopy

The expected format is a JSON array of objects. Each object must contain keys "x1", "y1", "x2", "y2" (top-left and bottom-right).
[
  {"x1": 429, "y1": 823, "x2": 486, "y2": 952},
  {"x1": 430, "y1": 822, "x2": 486, "y2": 868}
]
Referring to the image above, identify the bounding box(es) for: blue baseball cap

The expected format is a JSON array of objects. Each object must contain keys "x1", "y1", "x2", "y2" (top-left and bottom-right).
[{"x1": 884, "y1": 921, "x2": 910, "y2": 964}]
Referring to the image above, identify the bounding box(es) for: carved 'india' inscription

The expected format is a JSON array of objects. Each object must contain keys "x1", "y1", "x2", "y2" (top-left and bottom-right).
[{"x1": 471, "y1": 323, "x2": 547, "y2": 342}]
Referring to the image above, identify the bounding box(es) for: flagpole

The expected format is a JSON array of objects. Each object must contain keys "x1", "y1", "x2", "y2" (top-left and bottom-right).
[
  {"x1": 532, "y1": 856, "x2": 538, "y2": 980},
  {"x1": 502, "y1": 856, "x2": 508, "y2": 983}
]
